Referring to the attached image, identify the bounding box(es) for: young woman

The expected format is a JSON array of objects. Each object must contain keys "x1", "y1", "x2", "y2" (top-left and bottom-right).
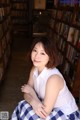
[{"x1": 11, "y1": 37, "x2": 80, "y2": 120}]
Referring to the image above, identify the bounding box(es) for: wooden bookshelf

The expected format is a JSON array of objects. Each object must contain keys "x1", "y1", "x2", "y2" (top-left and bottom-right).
[
  {"x1": 0, "y1": 0, "x2": 11, "y2": 82},
  {"x1": 47, "y1": 4, "x2": 80, "y2": 99},
  {"x1": 11, "y1": 0, "x2": 33, "y2": 38}
]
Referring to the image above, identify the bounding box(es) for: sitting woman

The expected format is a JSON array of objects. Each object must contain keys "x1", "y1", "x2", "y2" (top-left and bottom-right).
[{"x1": 11, "y1": 37, "x2": 80, "y2": 120}]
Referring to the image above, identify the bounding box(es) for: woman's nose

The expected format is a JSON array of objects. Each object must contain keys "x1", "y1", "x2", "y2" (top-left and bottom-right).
[{"x1": 35, "y1": 53, "x2": 40, "y2": 58}]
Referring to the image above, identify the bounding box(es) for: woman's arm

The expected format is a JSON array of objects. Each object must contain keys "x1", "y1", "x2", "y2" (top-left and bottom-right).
[
  {"x1": 21, "y1": 67, "x2": 48, "y2": 118},
  {"x1": 21, "y1": 84, "x2": 48, "y2": 118},
  {"x1": 43, "y1": 74, "x2": 64, "y2": 115},
  {"x1": 21, "y1": 66, "x2": 37, "y2": 100},
  {"x1": 27, "y1": 66, "x2": 35, "y2": 87}
]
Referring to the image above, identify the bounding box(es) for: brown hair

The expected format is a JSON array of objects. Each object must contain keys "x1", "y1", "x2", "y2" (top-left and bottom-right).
[{"x1": 27, "y1": 37, "x2": 60, "y2": 68}]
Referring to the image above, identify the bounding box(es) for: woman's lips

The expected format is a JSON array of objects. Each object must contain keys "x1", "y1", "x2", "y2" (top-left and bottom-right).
[{"x1": 34, "y1": 60, "x2": 41, "y2": 63}]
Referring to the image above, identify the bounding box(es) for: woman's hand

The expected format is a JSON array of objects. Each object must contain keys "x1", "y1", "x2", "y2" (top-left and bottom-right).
[
  {"x1": 21, "y1": 84, "x2": 48, "y2": 118},
  {"x1": 31, "y1": 98, "x2": 48, "y2": 119},
  {"x1": 21, "y1": 84, "x2": 35, "y2": 95},
  {"x1": 21, "y1": 84, "x2": 32, "y2": 93},
  {"x1": 21, "y1": 84, "x2": 38, "y2": 99}
]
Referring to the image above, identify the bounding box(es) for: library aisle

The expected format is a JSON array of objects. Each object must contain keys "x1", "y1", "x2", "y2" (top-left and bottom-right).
[{"x1": 0, "y1": 36, "x2": 31, "y2": 118}]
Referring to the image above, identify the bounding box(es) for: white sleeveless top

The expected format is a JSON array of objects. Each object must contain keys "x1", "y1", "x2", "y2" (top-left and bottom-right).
[{"x1": 33, "y1": 67, "x2": 78, "y2": 115}]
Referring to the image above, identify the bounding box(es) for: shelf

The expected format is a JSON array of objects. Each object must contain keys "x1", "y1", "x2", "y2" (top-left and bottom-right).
[
  {"x1": 0, "y1": 1, "x2": 11, "y2": 82},
  {"x1": 48, "y1": 6, "x2": 80, "y2": 98}
]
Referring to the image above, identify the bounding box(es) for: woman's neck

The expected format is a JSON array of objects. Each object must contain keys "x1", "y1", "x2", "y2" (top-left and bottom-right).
[{"x1": 37, "y1": 66, "x2": 46, "y2": 75}]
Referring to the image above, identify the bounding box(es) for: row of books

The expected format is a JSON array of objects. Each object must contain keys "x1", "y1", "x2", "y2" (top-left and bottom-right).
[
  {"x1": 58, "y1": 37, "x2": 79, "y2": 63},
  {"x1": 3, "y1": 15, "x2": 10, "y2": 31},
  {"x1": 58, "y1": 38, "x2": 66, "y2": 52},
  {"x1": 11, "y1": 11, "x2": 28, "y2": 17},
  {"x1": 11, "y1": 3, "x2": 28, "y2": 9},
  {"x1": 51, "y1": 8, "x2": 80, "y2": 26},
  {"x1": 12, "y1": 19, "x2": 27, "y2": 24},
  {"x1": 0, "y1": 6, "x2": 10, "y2": 20},
  {"x1": 66, "y1": 44, "x2": 78, "y2": 63},
  {"x1": 0, "y1": 30, "x2": 11, "y2": 58},
  {"x1": 58, "y1": 51, "x2": 78, "y2": 85},
  {"x1": 49, "y1": 9, "x2": 80, "y2": 49},
  {"x1": 0, "y1": 0, "x2": 11, "y2": 82},
  {"x1": 0, "y1": 43, "x2": 11, "y2": 81},
  {"x1": 49, "y1": 3, "x2": 80, "y2": 98},
  {"x1": 0, "y1": 0, "x2": 9, "y2": 4},
  {"x1": 62, "y1": 60, "x2": 75, "y2": 88},
  {"x1": 54, "y1": 21, "x2": 80, "y2": 47},
  {"x1": 0, "y1": 30, "x2": 11, "y2": 81},
  {"x1": 0, "y1": 15, "x2": 10, "y2": 39}
]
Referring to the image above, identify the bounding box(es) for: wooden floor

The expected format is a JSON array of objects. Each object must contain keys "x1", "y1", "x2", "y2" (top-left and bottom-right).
[{"x1": 0, "y1": 35, "x2": 32, "y2": 118}]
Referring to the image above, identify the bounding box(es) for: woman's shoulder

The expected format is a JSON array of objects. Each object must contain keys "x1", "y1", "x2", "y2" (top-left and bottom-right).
[
  {"x1": 47, "y1": 67, "x2": 61, "y2": 75},
  {"x1": 49, "y1": 68, "x2": 64, "y2": 81}
]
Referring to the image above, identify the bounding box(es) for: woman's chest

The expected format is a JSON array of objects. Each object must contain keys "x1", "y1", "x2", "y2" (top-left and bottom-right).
[{"x1": 33, "y1": 76, "x2": 47, "y2": 99}]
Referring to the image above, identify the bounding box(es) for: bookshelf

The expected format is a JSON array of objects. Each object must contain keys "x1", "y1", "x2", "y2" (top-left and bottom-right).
[
  {"x1": 47, "y1": 4, "x2": 80, "y2": 99},
  {"x1": 11, "y1": 0, "x2": 33, "y2": 38},
  {"x1": 0, "y1": 0, "x2": 11, "y2": 82},
  {"x1": 33, "y1": 0, "x2": 47, "y2": 38}
]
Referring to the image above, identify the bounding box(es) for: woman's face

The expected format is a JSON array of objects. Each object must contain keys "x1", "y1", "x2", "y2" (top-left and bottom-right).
[{"x1": 31, "y1": 42, "x2": 49, "y2": 72}]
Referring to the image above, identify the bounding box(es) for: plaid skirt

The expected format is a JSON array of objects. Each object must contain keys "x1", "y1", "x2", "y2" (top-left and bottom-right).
[{"x1": 11, "y1": 100, "x2": 80, "y2": 120}]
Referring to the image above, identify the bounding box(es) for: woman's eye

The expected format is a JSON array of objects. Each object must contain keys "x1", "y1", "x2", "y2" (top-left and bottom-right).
[
  {"x1": 33, "y1": 49, "x2": 37, "y2": 52},
  {"x1": 41, "y1": 53, "x2": 45, "y2": 55}
]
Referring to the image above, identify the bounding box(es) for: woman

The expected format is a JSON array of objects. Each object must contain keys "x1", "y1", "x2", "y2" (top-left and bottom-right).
[{"x1": 11, "y1": 37, "x2": 80, "y2": 120}]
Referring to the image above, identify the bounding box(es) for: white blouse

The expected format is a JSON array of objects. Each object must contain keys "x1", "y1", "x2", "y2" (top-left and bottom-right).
[{"x1": 33, "y1": 67, "x2": 78, "y2": 115}]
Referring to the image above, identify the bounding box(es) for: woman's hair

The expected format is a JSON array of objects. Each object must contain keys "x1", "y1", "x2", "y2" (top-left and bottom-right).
[{"x1": 27, "y1": 37, "x2": 60, "y2": 68}]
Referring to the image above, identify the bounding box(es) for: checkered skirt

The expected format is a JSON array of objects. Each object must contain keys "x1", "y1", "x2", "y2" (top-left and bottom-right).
[{"x1": 11, "y1": 100, "x2": 80, "y2": 120}]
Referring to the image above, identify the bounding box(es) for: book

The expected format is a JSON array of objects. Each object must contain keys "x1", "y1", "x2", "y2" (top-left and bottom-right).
[
  {"x1": 2, "y1": 36, "x2": 6, "y2": 54},
  {"x1": 60, "y1": 23, "x2": 64, "y2": 35},
  {"x1": 67, "y1": 27, "x2": 79, "y2": 45},
  {"x1": 0, "y1": 41, "x2": 2, "y2": 58},
  {"x1": 58, "y1": 51, "x2": 64, "y2": 65},
  {"x1": 58, "y1": 38, "x2": 63, "y2": 50},
  {"x1": 62, "y1": 40, "x2": 66, "y2": 52},
  {"x1": 63, "y1": 11, "x2": 72, "y2": 23},
  {"x1": 56, "y1": 10, "x2": 63, "y2": 20},
  {"x1": 6, "y1": 31, "x2": 11, "y2": 44},
  {"x1": 51, "y1": 9, "x2": 57, "y2": 19},
  {"x1": 73, "y1": 29, "x2": 79, "y2": 45},
  {"x1": 0, "y1": 63, "x2": 4, "y2": 81},
  {"x1": 63, "y1": 61, "x2": 70, "y2": 76},
  {"x1": 76, "y1": 11, "x2": 80, "y2": 26},
  {"x1": 63, "y1": 24, "x2": 69, "y2": 38},
  {"x1": 49, "y1": 18, "x2": 55, "y2": 29},
  {"x1": 0, "y1": 23, "x2": 3, "y2": 39},
  {"x1": 77, "y1": 33, "x2": 80, "y2": 49},
  {"x1": 55, "y1": 22, "x2": 61, "y2": 33}
]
